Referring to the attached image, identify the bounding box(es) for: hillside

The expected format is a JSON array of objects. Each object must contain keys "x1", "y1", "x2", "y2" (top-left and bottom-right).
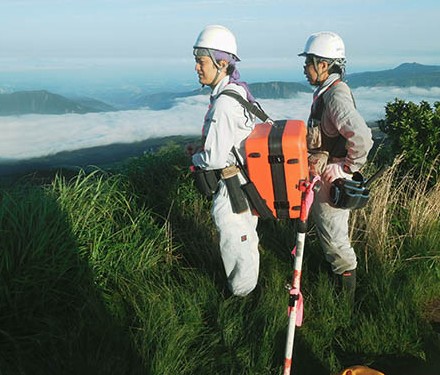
[
  {"x1": 0, "y1": 135, "x2": 195, "y2": 180},
  {"x1": 0, "y1": 143, "x2": 439, "y2": 375},
  {"x1": 0, "y1": 90, "x2": 116, "y2": 116}
]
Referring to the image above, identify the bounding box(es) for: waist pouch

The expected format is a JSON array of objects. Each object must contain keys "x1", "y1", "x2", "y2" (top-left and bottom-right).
[
  {"x1": 307, "y1": 121, "x2": 322, "y2": 150},
  {"x1": 221, "y1": 165, "x2": 249, "y2": 214},
  {"x1": 192, "y1": 165, "x2": 274, "y2": 217},
  {"x1": 192, "y1": 168, "x2": 220, "y2": 198}
]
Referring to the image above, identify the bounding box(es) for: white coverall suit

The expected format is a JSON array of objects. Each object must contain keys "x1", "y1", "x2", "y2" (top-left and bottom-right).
[
  {"x1": 310, "y1": 73, "x2": 374, "y2": 274},
  {"x1": 192, "y1": 76, "x2": 259, "y2": 296}
]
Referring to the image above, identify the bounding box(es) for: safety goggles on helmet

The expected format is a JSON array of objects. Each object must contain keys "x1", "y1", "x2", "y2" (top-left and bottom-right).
[
  {"x1": 304, "y1": 56, "x2": 315, "y2": 67},
  {"x1": 193, "y1": 48, "x2": 221, "y2": 69},
  {"x1": 303, "y1": 54, "x2": 347, "y2": 79},
  {"x1": 194, "y1": 47, "x2": 238, "y2": 70},
  {"x1": 193, "y1": 48, "x2": 211, "y2": 57}
]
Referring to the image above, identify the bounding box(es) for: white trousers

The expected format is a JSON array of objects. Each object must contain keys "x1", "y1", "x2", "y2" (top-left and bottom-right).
[
  {"x1": 311, "y1": 178, "x2": 357, "y2": 274},
  {"x1": 212, "y1": 180, "x2": 259, "y2": 297}
]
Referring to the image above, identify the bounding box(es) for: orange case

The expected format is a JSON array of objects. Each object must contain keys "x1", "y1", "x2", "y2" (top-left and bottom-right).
[{"x1": 245, "y1": 120, "x2": 309, "y2": 219}]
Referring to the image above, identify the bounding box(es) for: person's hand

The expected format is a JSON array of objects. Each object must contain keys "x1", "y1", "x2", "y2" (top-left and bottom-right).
[
  {"x1": 322, "y1": 162, "x2": 351, "y2": 183},
  {"x1": 185, "y1": 143, "x2": 200, "y2": 156}
]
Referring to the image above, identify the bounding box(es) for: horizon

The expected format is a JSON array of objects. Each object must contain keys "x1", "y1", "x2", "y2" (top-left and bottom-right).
[
  {"x1": 1, "y1": 0, "x2": 439, "y2": 97},
  {"x1": 0, "y1": 59, "x2": 436, "y2": 102}
]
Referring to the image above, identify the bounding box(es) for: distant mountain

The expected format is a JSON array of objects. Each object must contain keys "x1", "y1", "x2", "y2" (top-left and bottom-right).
[
  {"x1": 346, "y1": 63, "x2": 440, "y2": 88},
  {"x1": 136, "y1": 82, "x2": 311, "y2": 110},
  {"x1": 133, "y1": 88, "x2": 208, "y2": 110},
  {"x1": 73, "y1": 97, "x2": 116, "y2": 112},
  {"x1": 2, "y1": 63, "x2": 438, "y2": 115},
  {"x1": 0, "y1": 90, "x2": 116, "y2": 116},
  {"x1": 137, "y1": 63, "x2": 440, "y2": 110},
  {"x1": 248, "y1": 82, "x2": 312, "y2": 99}
]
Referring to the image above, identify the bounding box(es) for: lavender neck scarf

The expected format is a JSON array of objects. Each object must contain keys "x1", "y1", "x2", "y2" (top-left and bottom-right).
[{"x1": 212, "y1": 50, "x2": 256, "y2": 103}]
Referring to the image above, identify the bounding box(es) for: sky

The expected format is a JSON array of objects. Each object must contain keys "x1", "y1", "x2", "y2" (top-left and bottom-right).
[
  {"x1": 0, "y1": 0, "x2": 439, "y2": 166},
  {"x1": 0, "y1": 0, "x2": 439, "y2": 86}
]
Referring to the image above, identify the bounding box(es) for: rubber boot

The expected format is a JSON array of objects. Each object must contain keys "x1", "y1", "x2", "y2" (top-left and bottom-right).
[{"x1": 340, "y1": 269, "x2": 356, "y2": 307}]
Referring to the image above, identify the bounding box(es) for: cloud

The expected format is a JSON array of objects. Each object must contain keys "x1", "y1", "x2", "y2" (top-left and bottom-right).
[
  {"x1": 258, "y1": 86, "x2": 440, "y2": 124},
  {"x1": 0, "y1": 87, "x2": 438, "y2": 161},
  {"x1": 0, "y1": 97, "x2": 206, "y2": 161},
  {"x1": 351, "y1": 86, "x2": 440, "y2": 120}
]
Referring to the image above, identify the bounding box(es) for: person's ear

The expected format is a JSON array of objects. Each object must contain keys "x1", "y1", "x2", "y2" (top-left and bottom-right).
[
  {"x1": 218, "y1": 60, "x2": 228, "y2": 72},
  {"x1": 320, "y1": 60, "x2": 329, "y2": 72}
]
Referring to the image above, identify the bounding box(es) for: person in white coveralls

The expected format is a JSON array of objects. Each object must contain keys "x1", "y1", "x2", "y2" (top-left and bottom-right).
[
  {"x1": 189, "y1": 25, "x2": 259, "y2": 297},
  {"x1": 299, "y1": 31, "x2": 374, "y2": 300}
]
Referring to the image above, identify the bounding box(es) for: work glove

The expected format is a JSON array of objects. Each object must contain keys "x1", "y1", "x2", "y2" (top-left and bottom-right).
[
  {"x1": 322, "y1": 162, "x2": 352, "y2": 183},
  {"x1": 185, "y1": 143, "x2": 202, "y2": 156},
  {"x1": 308, "y1": 150, "x2": 329, "y2": 176}
]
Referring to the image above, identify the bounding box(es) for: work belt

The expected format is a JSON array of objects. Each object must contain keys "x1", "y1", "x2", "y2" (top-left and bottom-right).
[
  {"x1": 191, "y1": 167, "x2": 222, "y2": 198},
  {"x1": 191, "y1": 165, "x2": 249, "y2": 214}
]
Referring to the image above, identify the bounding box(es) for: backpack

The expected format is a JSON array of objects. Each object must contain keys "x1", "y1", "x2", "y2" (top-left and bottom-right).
[{"x1": 220, "y1": 90, "x2": 309, "y2": 220}]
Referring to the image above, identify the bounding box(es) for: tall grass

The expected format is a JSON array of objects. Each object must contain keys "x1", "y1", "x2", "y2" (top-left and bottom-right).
[
  {"x1": 352, "y1": 156, "x2": 440, "y2": 267},
  {"x1": 0, "y1": 144, "x2": 439, "y2": 375}
]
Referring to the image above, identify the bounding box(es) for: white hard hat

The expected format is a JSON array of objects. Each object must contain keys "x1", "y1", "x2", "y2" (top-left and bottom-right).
[
  {"x1": 193, "y1": 25, "x2": 240, "y2": 60},
  {"x1": 298, "y1": 31, "x2": 345, "y2": 59}
]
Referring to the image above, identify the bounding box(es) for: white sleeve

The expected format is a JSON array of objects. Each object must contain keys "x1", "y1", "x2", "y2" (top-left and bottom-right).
[{"x1": 192, "y1": 95, "x2": 243, "y2": 169}]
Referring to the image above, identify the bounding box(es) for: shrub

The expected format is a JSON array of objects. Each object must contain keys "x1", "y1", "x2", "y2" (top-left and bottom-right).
[{"x1": 378, "y1": 99, "x2": 440, "y2": 183}]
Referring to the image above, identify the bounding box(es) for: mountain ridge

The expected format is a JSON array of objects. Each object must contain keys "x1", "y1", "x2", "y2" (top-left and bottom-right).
[
  {"x1": 0, "y1": 90, "x2": 116, "y2": 116},
  {"x1": 346, "y1": 62, "x2": 440, "y2": 88},
  {"x1": 0, "y1": 63, "x2": 438, "y2": 115},
  {"x1": 138, "y1": 62, "x2": 440, "y2": 109}
]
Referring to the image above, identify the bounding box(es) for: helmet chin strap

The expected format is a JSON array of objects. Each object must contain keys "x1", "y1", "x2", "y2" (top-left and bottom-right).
[
  {"x1": 313, "y1": 56, "x2": 335, "y2": 86},
  {"x1": 209, "y1": 68, "x2": 223, "y2": 87},
  {"x1": 207, "y1": 49, "x2": 226, "y2": 87},
  {"x1": 312, "y1": 57, "x2": 324, "y2": 86}
]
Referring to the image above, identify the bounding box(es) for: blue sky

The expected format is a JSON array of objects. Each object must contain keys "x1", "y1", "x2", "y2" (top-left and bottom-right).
[{"x1": 0, "y1": 0, "x2": 439, "y2": 85}]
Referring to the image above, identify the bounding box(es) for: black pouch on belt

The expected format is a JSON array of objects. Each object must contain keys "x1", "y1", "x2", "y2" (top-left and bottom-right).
[
  {"x1": 221, "y1": 165, "x2": 249, "y2": 214},
  {"x1": 192, "y1": 168, "x2": 220, "y2": 198}
]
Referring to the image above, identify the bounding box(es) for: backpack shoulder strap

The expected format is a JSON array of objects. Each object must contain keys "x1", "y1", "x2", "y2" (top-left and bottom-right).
[
  {"x1": 311, "y1": 78, "x2": 342, "y2": 121},
  {"x1": 218, "y1": 89, "x2": 271, "y2": 123}
]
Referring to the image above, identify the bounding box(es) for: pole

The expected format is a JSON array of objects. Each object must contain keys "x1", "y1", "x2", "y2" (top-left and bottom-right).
[{"x1": 283, "y1": 177, "x2": 319, "y2": 375}]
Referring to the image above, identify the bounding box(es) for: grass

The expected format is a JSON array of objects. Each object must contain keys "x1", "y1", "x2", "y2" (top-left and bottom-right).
[{"x1": 0, "y1": 143, "x2": 439, "y2": 375}]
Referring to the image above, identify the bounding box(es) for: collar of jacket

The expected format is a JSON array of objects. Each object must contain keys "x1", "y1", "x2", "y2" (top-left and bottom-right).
[
  {"x1": 210, "y1": 75, "x2": 232, "y2": 99},
  {"x1": 314, "y1": 73, "x2": 341, "y2": 99}
]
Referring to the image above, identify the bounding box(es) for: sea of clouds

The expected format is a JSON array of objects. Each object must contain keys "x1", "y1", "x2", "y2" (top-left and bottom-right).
[{"x1": 0, "y1": 86, "x2": 439, "y2": 161}]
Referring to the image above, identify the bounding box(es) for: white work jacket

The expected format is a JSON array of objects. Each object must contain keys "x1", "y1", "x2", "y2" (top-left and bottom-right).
[{"x1": 192, "y1": 76, "x2": 256, "y2": 170}]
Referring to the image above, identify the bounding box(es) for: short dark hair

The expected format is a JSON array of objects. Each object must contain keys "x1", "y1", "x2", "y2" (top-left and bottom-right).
[
  {"x1": 328, "y1": 63, "x2": 343, "y2": 75},
  {"x1": 226, "y1": 64, "x2": 235, "y2": 75}
]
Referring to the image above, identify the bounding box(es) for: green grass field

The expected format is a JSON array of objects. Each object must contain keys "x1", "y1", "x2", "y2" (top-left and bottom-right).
[{"x1": 1, "y1": 143, "x2": 439, "y2": 375}]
